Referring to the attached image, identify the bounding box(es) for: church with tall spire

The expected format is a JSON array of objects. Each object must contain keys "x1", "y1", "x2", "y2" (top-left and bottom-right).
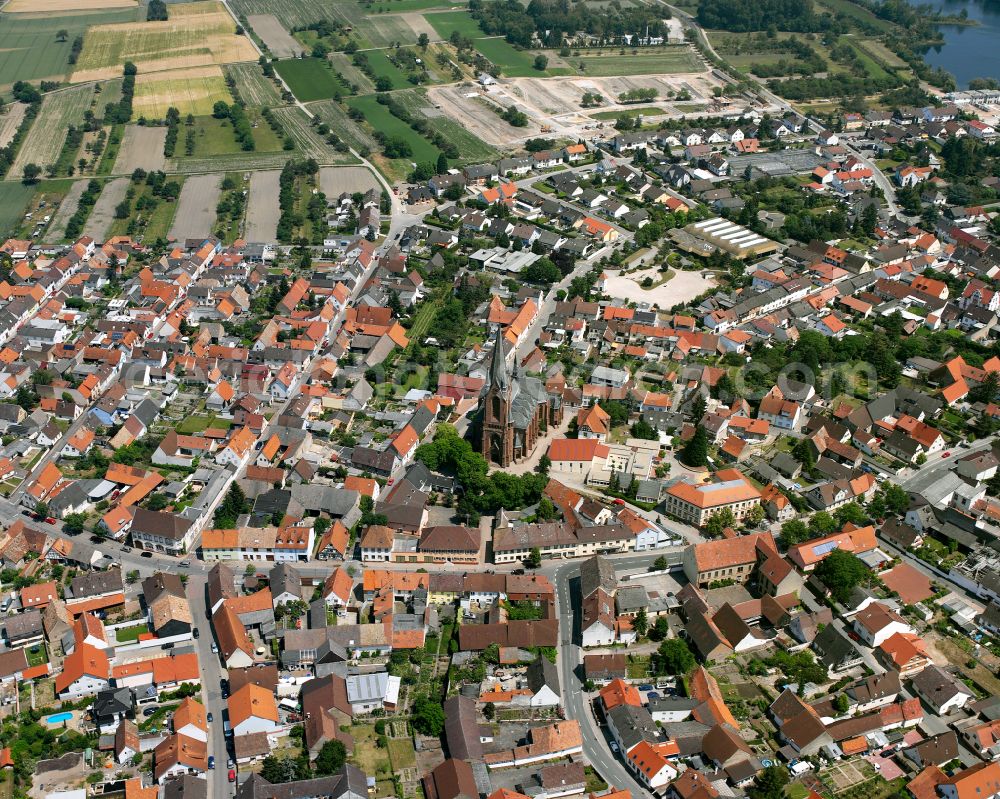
[{"x1": 479, "y1": 327, "x2": 562, "y2": 467}]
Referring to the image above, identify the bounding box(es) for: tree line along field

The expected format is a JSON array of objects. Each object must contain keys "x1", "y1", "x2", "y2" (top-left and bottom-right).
[
  {"x1": 70, "y1": 1, "x2": 258, "y2": 83},
  {"x1": 0, "y1": 7, "x2": 137, "y2": 89},
  {"x1": 225, "y1": 62, "x2": 285, "y2": 106}
]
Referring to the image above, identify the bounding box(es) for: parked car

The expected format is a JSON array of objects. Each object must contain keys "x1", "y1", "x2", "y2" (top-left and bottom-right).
[
  {"x1": 179, "y1": 560, "x2": 191, "y2": 568},
  {"x1": 192, "y1": 628, "x2": 200, "y2": 638},
  {"x1": 208, "y1": 757, "x2": 215, "y2": 770},
  {"x1": 142, "y1": 706, "x2": 158, "y2": 717},
  {"x1": 207, "y1": 712, "x2": 213, "y2": 723},
  {"x1": 211, "y1": 643, "x2": 219, "y2": 654},
  {"x1": 228, "y1": 770, "x2": 236, "y2": 783},
  {"x1": 141, "y1": 551, "x2": 153, "y2": 558}
]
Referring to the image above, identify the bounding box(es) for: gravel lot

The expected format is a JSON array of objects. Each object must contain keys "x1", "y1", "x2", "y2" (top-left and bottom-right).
[
  {"x1": 114, "y1": 125, "x2": 167, "y2": 174},
  {"x1": 84, "y1": 177, "x2": 130, "y2": 242},
  {"x1": 170, "y1": 173, "x2": 223, "y2": 240},
  {"x1": 245, "y1": 170, "x2": 281, "y2": 242}
]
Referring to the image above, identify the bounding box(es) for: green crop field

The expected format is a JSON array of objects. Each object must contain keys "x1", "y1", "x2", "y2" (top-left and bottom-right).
[
  {"x1": 425, "y1": 9, "x2": 484, "y2": 40},
  {"x1": 591, "y1": 106, "x2": 667, "y2": 119},
  {"x1": 0, "y1": 7, "x2": 137, "y2": 89},
  {"x1": 0, "y1": 184, "x2": 35, "y2": 240},
  {"x1": 574, "y1": 48, "x2": 702, "y2": 76},
  {"x1": 473, "y1": 37, "x2": 573, "y2": 76},
  {"x1": 11, "y1": 83, "x2": 98, "y2": 178},
  {"x1": 229, "y1": 0, "x2": 367, "y2": 29},
  {"x1": 275, "y1": 58, "x2": 347, "y2": 101},
  {"x1": 347, "y1": 93, "x2": 440, "y2": 163},
  {"x1": 361, "y1": 49, "x2": 413, "y2": 89},
  {"x1": 180, "y1": 113, "x2": 283, "y2": 158},
  {"x1": 392, "y1": 89, "x2": 499, "y2": 163}
]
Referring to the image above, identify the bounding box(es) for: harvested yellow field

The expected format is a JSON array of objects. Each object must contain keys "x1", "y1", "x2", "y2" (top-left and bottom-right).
[
  {"x1": 4, "y1": 0, "x2": 136, "y2": 10},
  {"x1": 70, "y1": 1, "x2": 257, "y2": 83},
  {"x1": 133, "y1": 65, "x2": 233, "y2": 118}
]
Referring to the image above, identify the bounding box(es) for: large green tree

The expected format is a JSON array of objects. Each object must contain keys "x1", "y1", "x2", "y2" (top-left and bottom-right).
[
  {"x1": 815, "y1": 548, "x2": 867, "y2": 603},
  {"x1": 652, "y1": 638, "x2": 696, "y2": 674},
  {"x1": 680, "y1": 425, "x2": 708, "y2": 468}
]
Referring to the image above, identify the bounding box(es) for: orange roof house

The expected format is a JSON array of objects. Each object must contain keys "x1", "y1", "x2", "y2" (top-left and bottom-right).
[{"x1": 599, "y1": 679, "x2": 642, "y2": 710}]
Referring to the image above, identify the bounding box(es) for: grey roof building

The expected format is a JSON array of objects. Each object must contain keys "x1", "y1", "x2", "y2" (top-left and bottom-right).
[{"x1": 580, "y1": 555, "x2": 616, "y2": 599}]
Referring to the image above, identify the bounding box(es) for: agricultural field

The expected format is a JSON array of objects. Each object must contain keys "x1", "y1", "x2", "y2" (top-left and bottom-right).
[
  {"x1": 270, "y1": 105, "x2": 356, "y2": 162},
  {"x1": 425, "y1": 9, "x2": 483, "y2": 40},
  {"x1": 104, "y1": 176, "x2": 184, "y2": 240},
  {"x1": 362, "y1": 49, "x2": 413, "y2": 89},
  {"x1": 370, "y1": 0, "x2": 467, "y2": 11},
  {"x1": 70, "y1": 1, "x2": 258, "y2": 83},
  {"x1": 0, "y1": 7, "x2": 137, "y2": 88},
  {"x1": 133, "y1": 66, "x2": 234, "y2": 118},
  {"x1": 0, "y1": 104, "x2": 27, "y2": 149},
  {"x1": 114, "y1": 125, "x2": 167, "y2": 173},
  {"x1": 356, "y1": 13, "x2": 436, "y2": 49},
  {"x1": 4, "y1": 0, "x2": 135, "y2": 10},
  {"x1": 226, "y1": 62, "x2": 285, "y2": 107},
  {"x1": 170, "y1": 173, "x2": 223, "y2": 239},
  {"x1": 244, "y1": 169, "x2": 280, "y2": 240},
  {"x1": 274, "y1": 58, "x2": 348, "y2": 102},
  {"x1": 307, "y1": 99, "x2": 377, "y2": 153},
  {"x1": 46, "y1": 180, "x2": 89, "y2": 240},
  {"x1": 328, "y1": 53, "x2": 376, "y2": 94},
  {"x1": 180, "y1": 113, "x2": 284, "y2": 159},
  {"x1": 0, "y1": 184, "x2": 35, "y2": 240},
  {"x1": 228, "y1": 0, "x2": 365, "y2": 30},
  {"x1": 572, "y1": 48, "x2": 702, "y2": 76},
  {"x1": 855, "y1": 38, "x2": 908, "y2": 69},
  {"x1": 10, "y1": 83, "x2": 99, "y2": 178},
  {"x1": 347, "y1": 93, "x2": 440, "y2": 177},
  {"x1": 318, "y1": 166, "x2": 380, "y2": 197},
  {"x1": 392, "y1": 88, "x2": 500, "y2": 163},
  {"x1": 247, "y1": 14, "x2": 304, "y2": 58},
  {"x1": 474, "y1": 37, "x2": 564, "y2": 77}
]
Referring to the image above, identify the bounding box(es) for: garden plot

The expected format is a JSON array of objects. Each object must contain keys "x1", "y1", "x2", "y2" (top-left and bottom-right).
[
  {"x1": 133, "y1": 65, "x2": 233, "y2": 118},
  {"x1": 0, "y1": 103, "x2": 27, "y2": 149},
  {"x1": 114, "y1": 125, "x2": 167, "y2": 173},
  {"x1": 319, "y1": 166, "x2": 380, "y2": 197},
  {"x1": 47, "y1": 180, "x2": 89, "y2": 241},
  {"x1": 10, "y1": 83, "x2": 97, "y2": 178},
  {"x1": 245, "y1": 170, "x2": 280, "y2": 241},
  {"x1": 247, "y1": 14, "x2": 304, "y2": 58},
  {"x1": 170, "y1": 173, "x2": 223, "y2": 239},
  {"x1": 84, "y1": 177, "x2": 130, "y2": 241},
  {"x1": 70, "y1": 1, "x2": 258, "y2": 83}
]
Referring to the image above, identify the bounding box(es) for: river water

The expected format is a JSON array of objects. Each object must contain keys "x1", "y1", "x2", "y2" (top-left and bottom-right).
[{"x1": 915, "y1": 0, "x2": 1000, "y2": 88}]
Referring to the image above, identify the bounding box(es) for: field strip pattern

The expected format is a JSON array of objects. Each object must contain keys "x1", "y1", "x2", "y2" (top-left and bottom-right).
[
  {"x1": 225, "y1": 62, "x2": 284, "y2": 106},
  {"x1": 170, "y1": 173, "x2": 223, "y2": 240},
  {"x1": 11, "y1": 84, "x2": 96, "y2": 178},
  {"x1": 245, "y1": 170, "x2": 280, "y2": 241},
  {"x1": 270, "y1": 106, "x2": 352, "y2": 163},
  {"x1": 84, "y1": 177, "x2": 130, "y2": 241},
  {"x1": 47, "y1": 180, "x2": 89, "y2": 241}
]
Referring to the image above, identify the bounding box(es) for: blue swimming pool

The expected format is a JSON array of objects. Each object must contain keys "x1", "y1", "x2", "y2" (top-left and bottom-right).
[{"x1": 46, "y1": 712, "x2": 72, "y2": 724}]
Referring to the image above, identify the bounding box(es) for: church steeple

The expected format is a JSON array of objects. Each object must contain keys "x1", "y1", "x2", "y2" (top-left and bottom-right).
[{"x1": 488, "y1": 326, "x2": 510, "y2": 393}]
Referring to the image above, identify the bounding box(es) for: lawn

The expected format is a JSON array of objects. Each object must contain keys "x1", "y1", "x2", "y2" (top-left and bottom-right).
[
  {"x1": 176, "y1": 413, "x2": 232, "y2": 433},
  {"x1": 0, "y1": 183, "x2": 34, "y2": 240},
  {"x1": 626, "y1": 654, "x2": 650, "y2": 679},
  {"x1": 26, "y1": 643, "x2": 47, "y2": 667},
  {"x1": 347, "y1": 93, "x2": 440, "y2": 163},
  {"x1": 574, "y1": 48, "x2": 702, "y2": 76},
  {"x1": 474, "y1": 37, "x2": 563, "y2": 77},
  {"x1": 363, "y1": 49, "x2": 413, "y2": 90},
  {"x1": 425, "y1": 9, "x2": 484, "y2": 40},
  {"x1": 855, "y1": 38, "x2": 908, "y2": 69},
  {"x1": 115, "y1": 624, "x2": 149, "y2": 643},
  {"x1": 592, "y1": 106, "x2": 667, "y2": 120},
  {"x1": 349, "y1": 725, "x2": 392, "y2": 779},
  {"x1": 386, "y1": 737, "x2": 415, "y2": 769},
  {"x1": 275, "y1": 57, "x2": 348, "y2": 102},
  {"x1": 0, "y1": 7, "x2": 137, "y2": 89}
]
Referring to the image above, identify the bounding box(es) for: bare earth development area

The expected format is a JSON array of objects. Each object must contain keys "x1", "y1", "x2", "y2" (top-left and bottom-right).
[
  {"x1": 602, "y1": 268, "x2": 718, "y2": 308},
  {"x1": 170, "y1": 173, "x2": 223, "y2": 240},
  {"x1": 247, "y1": 14, "x2": 304, "y2": 58},
  {"x1": 244, "y1": 170, "x2": 280, "y2": 242},
  {"x1": 114, "y1": 125, "x2": 167, "y2": 174}
]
